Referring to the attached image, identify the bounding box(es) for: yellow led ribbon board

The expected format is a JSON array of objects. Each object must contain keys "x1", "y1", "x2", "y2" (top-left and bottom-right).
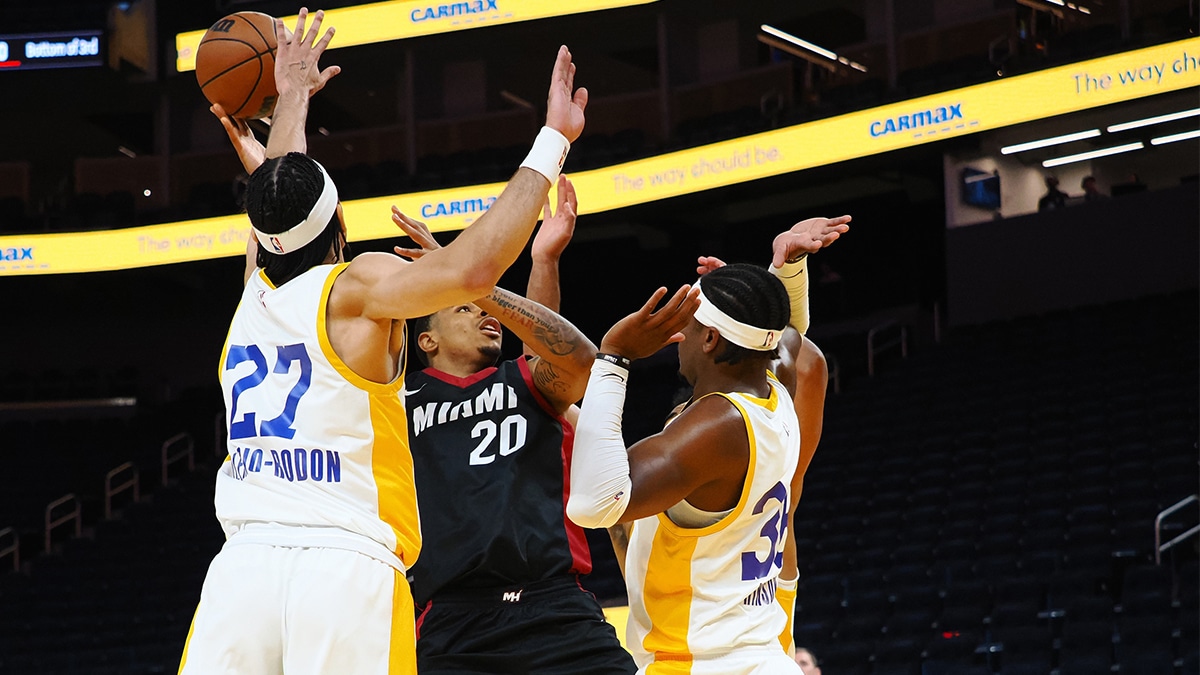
[
  {"x1": 5, "y1": 38, "x2": 1197, "y2": 276},
  {"x1": 176, "y1": 0, "x2": 659, "y2": 72}
]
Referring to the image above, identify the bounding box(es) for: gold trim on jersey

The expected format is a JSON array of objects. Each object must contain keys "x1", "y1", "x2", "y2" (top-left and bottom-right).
[
  {"x1": 256, "y1": 268, "x2": 277, "y2": 290},
  {"x1": 654, "y1": 389, "x2": 764, "y2": 539},
  {"x1": 640, "y1": 521, "x2": 699, "y2": 667},
  {"x1": 315, "y1": 262, "x2": 405, "y2": 395},
  {"x1": 370, "y1": 392, "x2": 421, "y2": 564}
]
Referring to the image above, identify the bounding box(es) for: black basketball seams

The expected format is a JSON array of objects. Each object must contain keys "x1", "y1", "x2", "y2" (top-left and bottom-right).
[
  {"x1": 196, "y1": 38, "x2": 260, "y2": 90},
  {"x1": 231, "y1": 56, "x2": 264, "y2": 118}
]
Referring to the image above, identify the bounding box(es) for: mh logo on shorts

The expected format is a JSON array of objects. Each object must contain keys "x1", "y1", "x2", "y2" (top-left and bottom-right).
[{"x1": 502, "y1": 589, "x2": 523, "y2": 602}]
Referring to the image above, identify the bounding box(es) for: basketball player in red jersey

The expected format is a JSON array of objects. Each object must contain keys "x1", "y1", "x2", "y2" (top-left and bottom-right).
[{"x1": 182, "y1": 7, "x2": 589, "y2": 673}]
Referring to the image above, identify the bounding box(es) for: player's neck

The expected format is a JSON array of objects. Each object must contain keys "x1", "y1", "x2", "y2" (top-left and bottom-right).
[
  {"x1": 428, "y1": 356, "x2": 491, "y2": 379},
  {"x1": 690, "y1": 361, "x2": 771, "y2": 401}
]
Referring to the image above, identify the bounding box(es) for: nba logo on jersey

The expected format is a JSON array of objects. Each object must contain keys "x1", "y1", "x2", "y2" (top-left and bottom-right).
[{"x1": 269, "y1": 236, "x2": 285, "y2": 254}]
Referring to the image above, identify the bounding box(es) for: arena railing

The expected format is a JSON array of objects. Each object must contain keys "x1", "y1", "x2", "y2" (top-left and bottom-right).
[
  {"x1": 104, "y1": 462, "x2": 140, "y2": 520},
  {"x1": 44, "y1": 494, "x2": 80, "y2": 554},
  {"x1": 1155, "y1": 494, "x2": 1200, "y2": 565},
  {"x1": 867, "y1": 321, "x2": 908, "y2": 377},
  {"x1": 161, "y1": 432, "x2": 195, "y2": 487}
]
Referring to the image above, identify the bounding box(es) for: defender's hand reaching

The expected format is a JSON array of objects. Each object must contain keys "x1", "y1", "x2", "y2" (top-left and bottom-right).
[
  {"x1": 600, "y1": 285, "x2": 700, "y2": 362},
  {"x1": 544, "y1": 46, "x2": 587, "y2": 143},
  {"x1": 532, "y1": 175, "x2": 578, "y2": 264},
  {"x1": 770, "y1": 215, "x2": 851, "y2": 268},
  {"x1": 391, "y1": 207, "x2": 441, "y2": 260},
  {"x1": 274, "y1": 8, "x2": 340, "y2": 99}
]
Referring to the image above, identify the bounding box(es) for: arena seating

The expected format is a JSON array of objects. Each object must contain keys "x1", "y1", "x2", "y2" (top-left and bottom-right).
[
  {"x1": 793, "y1": 290, "x2": 1198, "y2": 673},
  {"x1": 0, "y1": 290, "x2": 1195, "y2": 673}
]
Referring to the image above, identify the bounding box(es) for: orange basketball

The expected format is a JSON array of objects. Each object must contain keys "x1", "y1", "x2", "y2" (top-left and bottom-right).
[{"x1": 195, "y1": 11, "x2": 278, "y2": 120}]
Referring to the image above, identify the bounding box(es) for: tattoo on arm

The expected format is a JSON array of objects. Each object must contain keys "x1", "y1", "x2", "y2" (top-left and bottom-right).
[
  {"x1": 532, "y1": 359, "x2": 569, "y2": 395},
  {"x1": 487, "y1": 288, "x2": 580, "y2": 357}
]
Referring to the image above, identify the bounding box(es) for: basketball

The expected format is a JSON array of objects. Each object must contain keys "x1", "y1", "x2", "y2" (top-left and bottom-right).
[{"x1": 196, "y1": 11, "x2": 278, "y2": 120}]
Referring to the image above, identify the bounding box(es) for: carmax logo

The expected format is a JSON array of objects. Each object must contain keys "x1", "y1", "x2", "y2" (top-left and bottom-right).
[
  {"x1": 420, "y1": 196, "x2": 497, "y2": 219},
  {"x1": 1, "y1": 246, "x2": 32, "y2": 261},
  {"x1": 870, "y1": 104, "x2": 964, "y2": 137},
  {"x1": 411, "y1": 0, "x2": 500, "y2": 23}
]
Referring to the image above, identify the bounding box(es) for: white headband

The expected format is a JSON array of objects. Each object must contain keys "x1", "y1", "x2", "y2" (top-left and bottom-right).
[
  {"x1": 253, "y1": 159, "x2": 339, "y2": 255},
  {"x1": 694, "y1": 281, "x2": 782, "y2": 351}
]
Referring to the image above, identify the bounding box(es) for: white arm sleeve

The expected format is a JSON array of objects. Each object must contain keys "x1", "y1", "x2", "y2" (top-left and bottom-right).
[
  {"x1": 770, "y1": 256, "x2": 810, "y2": 335},
  {"x1": 566, "y1": 358, "x2": 633, "y2": 529}
]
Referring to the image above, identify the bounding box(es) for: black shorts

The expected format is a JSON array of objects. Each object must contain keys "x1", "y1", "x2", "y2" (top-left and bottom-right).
[{"x1": 415, "y1": 576, "x2": 637, "y2": 675}]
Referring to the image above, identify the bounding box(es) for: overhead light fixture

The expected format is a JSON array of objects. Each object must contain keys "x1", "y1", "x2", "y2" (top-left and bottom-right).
[
  {"x1": 1017, "y1": 0, "x2": 1092, "y2": 16},
  {"x1": 1150, "y1": 129, "x2": 1200, "y2": 146},
  {"x1": 1042, "y1": 142, "x2": 1144, "y2": 168},
  {"x1": 1000, "y1": 129, "x2": 1101, "y2": 154},
  {"x1": 1107, "y1": 108, "x2": 1200, "y2": 133},
  {"x1": 759, "y1": 24, "x2": 868, "y2": 73}
]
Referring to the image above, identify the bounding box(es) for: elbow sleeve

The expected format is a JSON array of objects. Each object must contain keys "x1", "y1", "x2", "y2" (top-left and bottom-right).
[{"x1": 567, "y1": 359, "x2": 633, "y2": 529}]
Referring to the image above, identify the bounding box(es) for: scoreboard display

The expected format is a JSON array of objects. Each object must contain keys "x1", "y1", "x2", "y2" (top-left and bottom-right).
[{"x1": 0, "y1": 31, "x2": 102, "y2": 71}]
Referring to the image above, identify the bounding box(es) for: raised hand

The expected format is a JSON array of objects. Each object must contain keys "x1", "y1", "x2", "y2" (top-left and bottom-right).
[
  {"x1": 544, "y1": 46, "x2": 587, "y2": 143},
  {"x1": 532, "y1": 175, "x2": 577, "y2": 263},
  {"x1": 600, "y1": 285, "x2": 700, "y2": 362},
  {"x1": 211, "y1": 103, "x2": 266, "y2": 174},
  {"x1": 771, "y1": 215, "x2": 851, "y2": 268},
  {"x1": 274, "y1": 8, "x2": 341, "y2": 99},
  {"x1": 695, "y1": 255, "x2": 727, "y2": 277},
  {"x1": 391, "y1": 207, "x2": 441, "y2": 260}
]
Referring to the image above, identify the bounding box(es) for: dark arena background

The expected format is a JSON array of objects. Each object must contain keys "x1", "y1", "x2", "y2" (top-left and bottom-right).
[{"x1": 0, "y1": 0, "x2": 1197, "y2": 673}]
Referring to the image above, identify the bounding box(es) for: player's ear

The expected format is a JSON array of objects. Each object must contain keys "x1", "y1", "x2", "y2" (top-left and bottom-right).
[
  {"x1": 701, "y1": 326, "x2": 720, "y2": 354},
  {"x1": 417, "y1": 330, "x2": 437, "y2": 356}
]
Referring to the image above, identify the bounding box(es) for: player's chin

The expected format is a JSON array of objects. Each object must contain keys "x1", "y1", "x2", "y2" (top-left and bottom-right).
[{"x1": 479, "y1": 342, "x2": 502, "y2": 361}]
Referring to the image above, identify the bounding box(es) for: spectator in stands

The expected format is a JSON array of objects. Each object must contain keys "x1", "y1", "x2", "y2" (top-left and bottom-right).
[
  {"x1": 1081, "y1": 176, "x2": 1106, "y2": 202},
  {"x1": 1037, "y1": 176, "x2": 1068, "y2": 211},
  {"x1": 795, "y1": 648, "x2": 822, "y2": 674}
]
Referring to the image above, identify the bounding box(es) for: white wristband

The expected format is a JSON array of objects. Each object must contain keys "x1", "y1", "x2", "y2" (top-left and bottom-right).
[{"x1": 520, "y1": 126, "x2": 570, "y2": 184}]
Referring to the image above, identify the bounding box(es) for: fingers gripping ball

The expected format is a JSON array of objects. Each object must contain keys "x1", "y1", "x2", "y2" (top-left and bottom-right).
[{"x1": 196, "y1": 12, "x2": 278, "y2": 119}]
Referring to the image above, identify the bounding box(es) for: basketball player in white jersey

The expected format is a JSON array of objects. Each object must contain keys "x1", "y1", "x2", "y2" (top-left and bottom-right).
[
  {"x1": 691, "y1": 230, "x2": 837, "y2": 659},
  {"x1": 179, "y1": 8, "x2": 589, "y2": 674},
  {"x1": 567, "y1": 216, "x2": 849, "y2": 674}
]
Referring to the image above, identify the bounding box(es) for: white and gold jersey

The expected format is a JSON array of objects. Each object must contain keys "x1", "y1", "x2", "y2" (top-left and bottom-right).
[
  {"x1": 215, "y1": 264, "x2": 421, "y2": 568},
  {"x1": 625, "y1": 373, "x2": 800, "y2": 669}
]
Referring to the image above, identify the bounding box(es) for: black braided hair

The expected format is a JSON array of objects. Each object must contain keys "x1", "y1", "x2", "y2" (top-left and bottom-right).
[
  {"x1": 246, "y1": 152, "x2": 341, "y2": 286},
  {"x1": 699, "y1": 263, "x2": 790, "y2": 365}
]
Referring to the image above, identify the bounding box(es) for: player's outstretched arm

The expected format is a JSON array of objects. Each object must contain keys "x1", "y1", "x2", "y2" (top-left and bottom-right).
[
  {"x1": 264, "y1": 9, "x2": 340, "y2": 159},
  {"x1": 526, "y1": 175, "x2": 578, "y2": 318},
  {"x1": 769, "y1": 215, "x2": 850, "y2": 336},
  {"x1": 343, "y1": 46, "x2": 587, "y2": 322}
]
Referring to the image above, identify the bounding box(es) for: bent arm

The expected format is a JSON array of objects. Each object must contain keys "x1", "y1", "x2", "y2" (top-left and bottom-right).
[
  {"x1": 350, "y1": 169, "x2": 550, "y2": 321},
  {"x1": 476, "y1": 288, "x2": 595, "y2": 411},
  {"x1": 567, "y1": 359, "x2": 747, "y2": 528}
]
